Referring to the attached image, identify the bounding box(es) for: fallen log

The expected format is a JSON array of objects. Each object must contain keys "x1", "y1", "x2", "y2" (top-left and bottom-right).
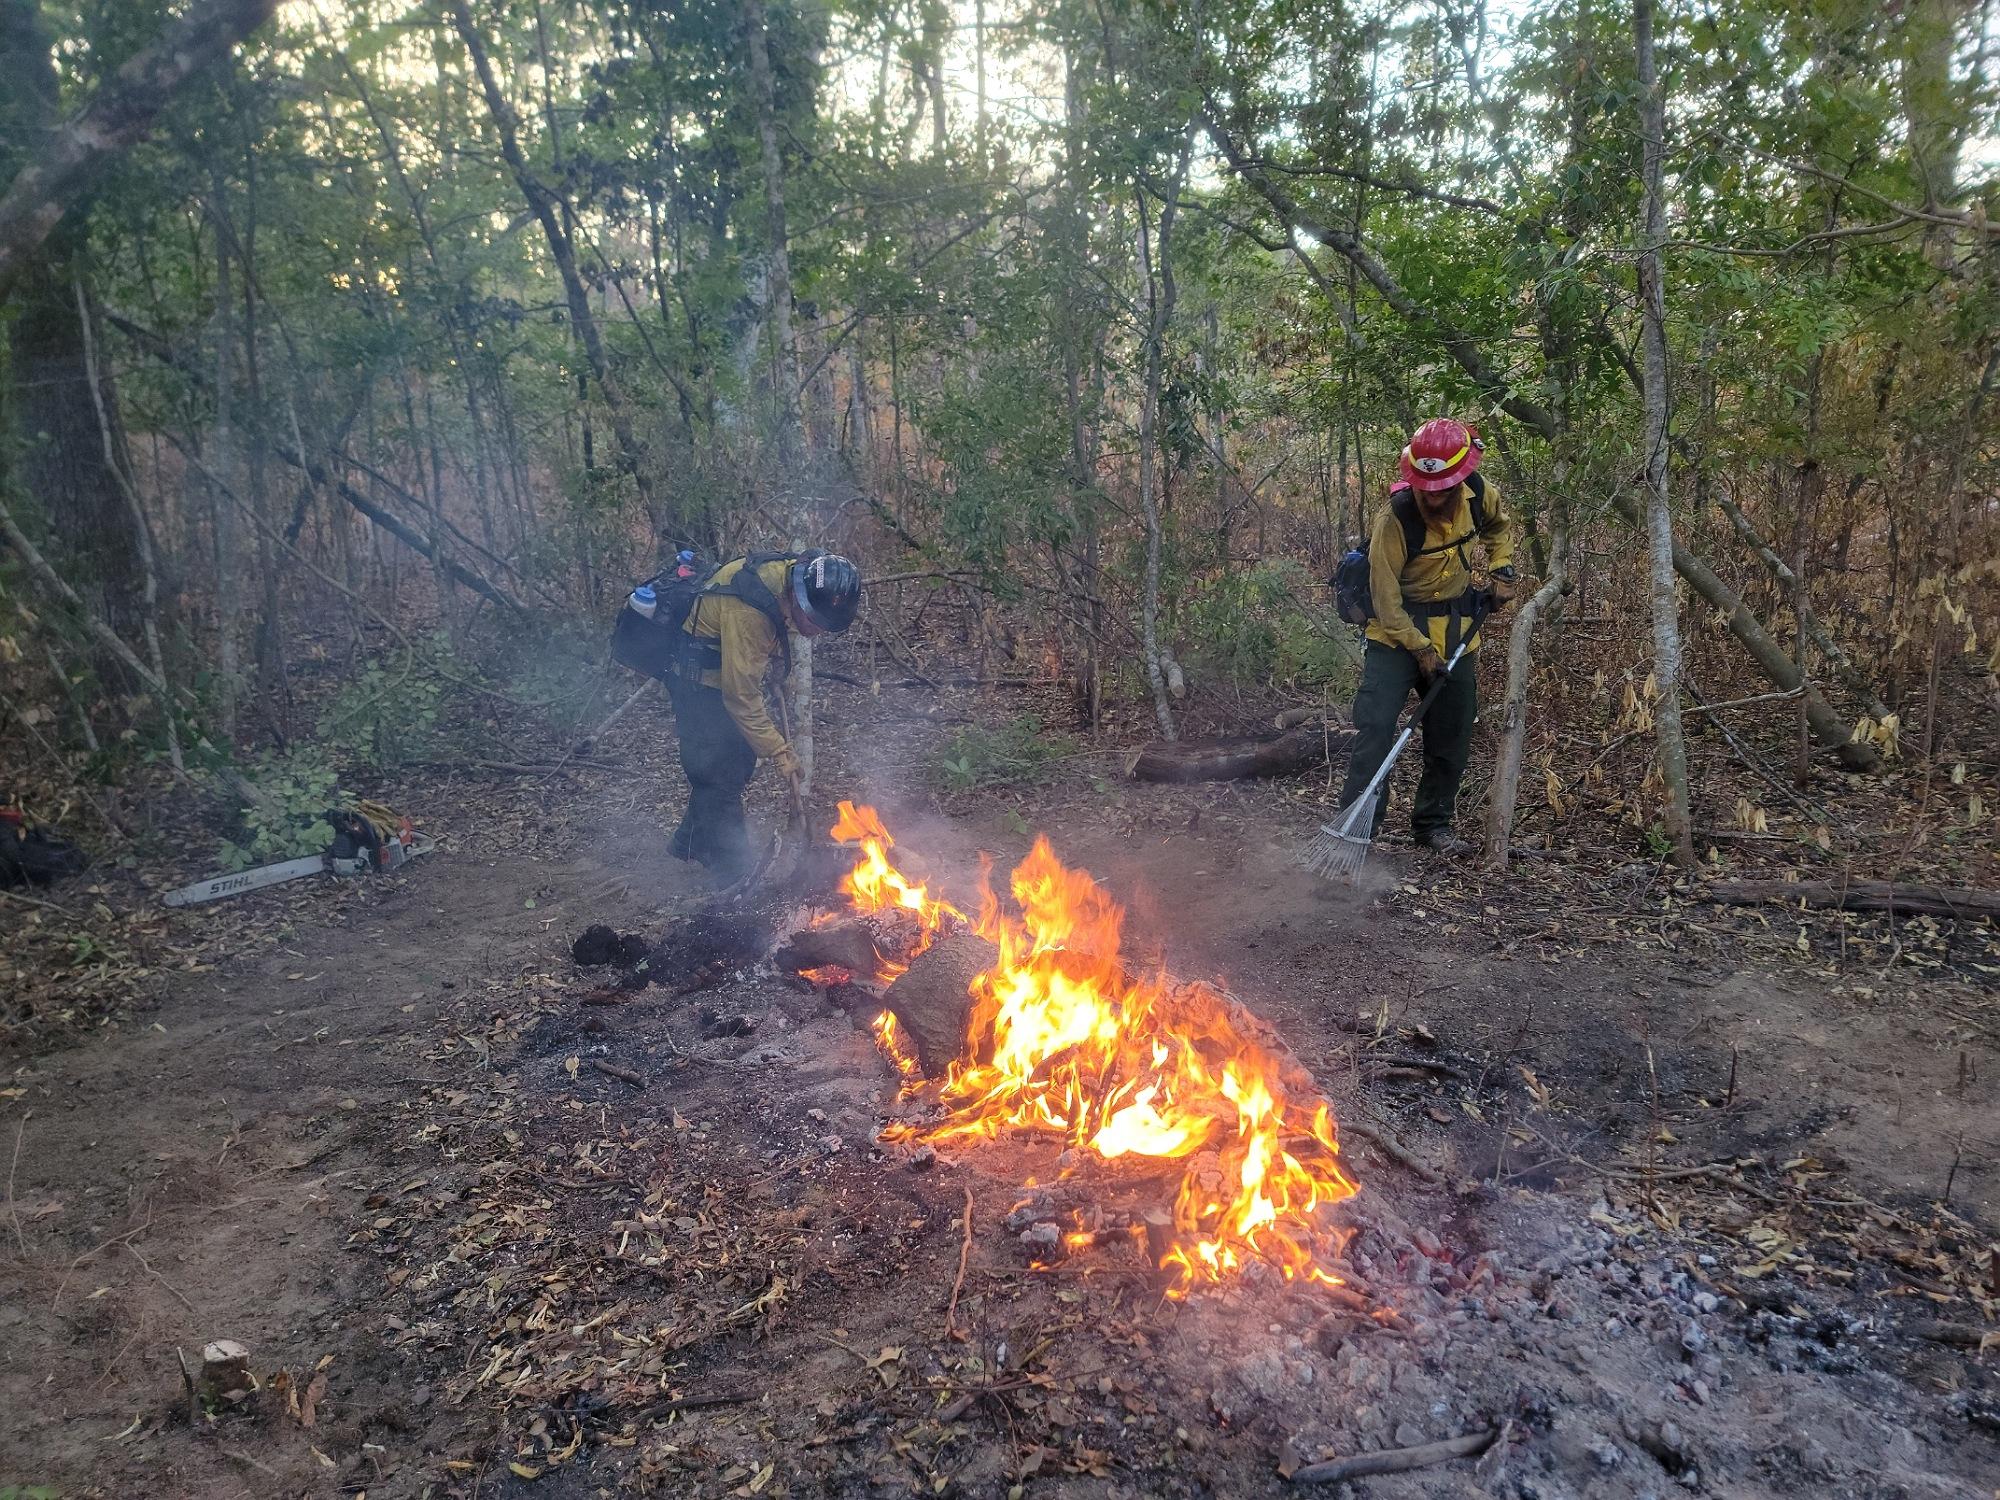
[
  {"x1": 589, "y1": 1060, "x2": 646, "y2": 1088},
  {"x1": 1341, "y1": 1120, "x2": 1444, "y2": 1185},
  {"x1": 1133, "y1": 726, "x2": 1356, "y2": 784},
  {"x1": 1702, "y1": 880, "x2": 2000, "y2": 922}
]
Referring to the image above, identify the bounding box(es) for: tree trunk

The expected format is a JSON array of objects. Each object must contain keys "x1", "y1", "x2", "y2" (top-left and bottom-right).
[
  {"x1": 1703, "y1": 880, "x2": 2000, "y2": 922},
  {"x1": 74, "y1": 276, "x2": 184, "y2": 775},
  {"x1": 743, "y1": 0, "x2": 802, "y2": 456},
  {"x1": 1633, "y1": 0, "x2": 1694, "y2": 866},
  {"x1": 1610, "y1": 488, "x2": 1877, "y2": 770},
  {"x1": 786, "y1": 629, "x2": 815, "y2": 792},
  {"x1": 1061, "y1": 33, "x2": 1103, "y2": 734},
  {"x1": 1899, "y1": 0, "x2": 1973, "y2": 262},
  {"x1": 6, "y1": 257, "x2": 146, "y2": 635},
  {"x1": 0, "y1": 0, "x2": 280, "y2": 301},
  {"x1": 846, "y1": 332, "x2": 873, "y2": 468},
  {"x1": 1132, "y1": 726, "x2": 1355, "y2": 784},
  {"x1": 1485, "y1": 505, "x2": 1570, "y2": 869},
  {"x1": 209, "y1": 187, "x2": 242, "y2": 744},
  {"x1": 0, "y1": 4, "x2": 145, "y2": 641},
  {"x1": 1713, "y1": 488, "x2": 1890, "y2": 720},
  {"x1": 1134, "y1": 133, "x2": 1193, "y2": 743},
  {"x1": 447, "y1": 0, "x2": 662, "y2": 528}
]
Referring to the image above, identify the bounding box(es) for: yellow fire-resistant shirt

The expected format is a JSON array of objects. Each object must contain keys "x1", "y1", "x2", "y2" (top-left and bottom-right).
[
  {"x1": 1364, "y1": 481, "x2": 1516, "y2": 656},
  {"x1": 681, "y1": 557, "x2": 799, "y2": 777}
]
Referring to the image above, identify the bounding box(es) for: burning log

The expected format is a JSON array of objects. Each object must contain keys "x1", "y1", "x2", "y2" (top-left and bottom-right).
[
  {"x1": 773, "y1": 908, "x2": 926, "y2": 984},
  {"x1": 1132, "y1": 726, "x2": 1355, "y2": 784},
  {"x1": 879, "y1": 929, "x2": 995, "y2": 1076}
]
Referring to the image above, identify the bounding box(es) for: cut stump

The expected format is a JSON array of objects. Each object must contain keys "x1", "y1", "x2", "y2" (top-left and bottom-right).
[{"x1": 880, "y1": 929, "x2": 996, "y2": 1076}]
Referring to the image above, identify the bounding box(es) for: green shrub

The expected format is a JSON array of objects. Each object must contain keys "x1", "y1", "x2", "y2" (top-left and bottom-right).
[
  {"x1": 1179, "y1": 560, "x2": 1358, "y2": 694},
  {"x1": 933, "y1": 714, "x2": 1076, "y2": 792},
  {"x1": 213, "y1": 748, "x2": 352, "y2": 871},
  {"x1": 322, "y1": 634, "x2": 451, "y2": 767}
]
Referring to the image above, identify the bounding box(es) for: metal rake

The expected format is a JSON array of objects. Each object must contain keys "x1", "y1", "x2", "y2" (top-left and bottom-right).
[{"x1": 1301, "y1": 598, "x2": 1489, "y2": 882}]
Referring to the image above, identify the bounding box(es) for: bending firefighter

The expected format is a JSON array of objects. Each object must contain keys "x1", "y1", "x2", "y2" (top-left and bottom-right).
[
  {"x1": 667, "y1": 551, "x2": 862, "y2": 878},
  {"x1": 1340, "y1": 418, "x2": 1519, "y2": 856}
]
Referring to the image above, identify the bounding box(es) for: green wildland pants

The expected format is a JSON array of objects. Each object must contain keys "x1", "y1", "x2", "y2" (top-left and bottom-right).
[{"x1": 1338, "y1": 640, "x2": 1478, "y2": 838}]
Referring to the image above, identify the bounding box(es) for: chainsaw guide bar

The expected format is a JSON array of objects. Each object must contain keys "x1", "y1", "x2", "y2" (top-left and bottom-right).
[{"x1": 162, "y1": 830, "x2": 435, "y2": 907}]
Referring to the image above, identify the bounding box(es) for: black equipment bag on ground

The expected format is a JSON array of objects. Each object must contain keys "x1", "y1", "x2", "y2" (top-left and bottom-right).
[
  {"x1": 609, "y1": 549, "x2": 818, "y2": 681},
  {"x1": 1, "y1": 807, "x2": 87, "y2": 888},
  {"x1": 1331, "y1": 471, "x2": 1490, "y2": 628}
]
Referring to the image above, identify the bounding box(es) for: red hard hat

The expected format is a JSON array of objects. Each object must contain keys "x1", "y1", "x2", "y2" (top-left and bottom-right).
[{"x1": 1399, "y1": 417, "x2": 1483, "y2": 492}]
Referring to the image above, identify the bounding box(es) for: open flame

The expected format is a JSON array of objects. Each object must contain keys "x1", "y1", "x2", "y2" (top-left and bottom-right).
[
  {"x1": 826, "y1": 805, "x2": 1358, "y2": 1297},
  {"x1": 830, "y1": 801, "x2": 964, "y2": 964},
  {"x1": 871, "y1": 1010, "x2": 923, "y2": 1083}
]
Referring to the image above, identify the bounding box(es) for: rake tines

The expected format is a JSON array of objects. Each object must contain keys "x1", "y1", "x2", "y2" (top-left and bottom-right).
[{"x1": 1299, "y1": 787, "x2": 1381, "y2": 882}]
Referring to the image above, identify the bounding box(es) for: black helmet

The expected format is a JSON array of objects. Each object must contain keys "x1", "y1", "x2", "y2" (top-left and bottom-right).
[{"x1": 790, "y1": 552, "x2": 862, "y2": 633}]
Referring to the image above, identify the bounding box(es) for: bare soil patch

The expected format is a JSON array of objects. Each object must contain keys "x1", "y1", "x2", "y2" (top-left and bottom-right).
[{"x1": 1, "y1": 680, "x2": 1993, "y2": 1498}]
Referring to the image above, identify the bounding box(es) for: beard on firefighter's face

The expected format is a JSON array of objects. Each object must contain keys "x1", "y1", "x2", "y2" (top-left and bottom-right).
[{"x1": 1416, "y1": 481, "x2": 1463, "y2": 523}]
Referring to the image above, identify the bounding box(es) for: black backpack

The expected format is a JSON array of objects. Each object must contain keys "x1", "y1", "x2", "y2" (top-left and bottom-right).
[
  {"x1": 608, "y1": 549, "x2": 815, "y2": 680},
  {"x1": 1332, "y1": 472, "x2": 1489, "y2": 627}
]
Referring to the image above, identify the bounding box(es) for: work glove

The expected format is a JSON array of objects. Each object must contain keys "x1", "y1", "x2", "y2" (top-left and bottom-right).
[
  {"x1": 1414, "y1": 646, "x2": 1447, "y2": 683},
  {"x1": 1489, "y1": 566, "x2": 1521, "y2": 606},
  {"x1": 771, "y1": 746, "x2": 807, "y2": 820}
]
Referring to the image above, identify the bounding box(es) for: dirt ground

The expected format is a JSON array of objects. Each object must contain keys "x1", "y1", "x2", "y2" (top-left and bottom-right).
[{"x1": 1, "y1": 676, "x2": 1995, "y2": 1499}]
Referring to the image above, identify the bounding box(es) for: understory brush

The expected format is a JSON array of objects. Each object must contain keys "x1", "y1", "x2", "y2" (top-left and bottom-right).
[
  {"x1": 1179, "y1": 560, "x2": 1359, "y2": 697},
  {"x1": 932, "y1": 714, "x2": 1077, "y2": 792},
  {"x1": 321, "y1": 633, "x2": 455, "y2": 767}
]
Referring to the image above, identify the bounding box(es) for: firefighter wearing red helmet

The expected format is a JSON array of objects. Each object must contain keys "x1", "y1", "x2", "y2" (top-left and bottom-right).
[{"x1": 1338, "y1": 418, "x2": 1520, "y2": 856}]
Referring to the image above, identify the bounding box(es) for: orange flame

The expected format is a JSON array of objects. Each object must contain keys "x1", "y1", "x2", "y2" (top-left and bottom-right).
[
  {"x1": 827, "y1": 802, "x2": 964, "y2": 980},
  {"x1": 827, "y1": 807, "x2": 1357, "y2": 1297},
  {"x1": 872, "y1": 1010, "x2": 922, "y2": 1085}
]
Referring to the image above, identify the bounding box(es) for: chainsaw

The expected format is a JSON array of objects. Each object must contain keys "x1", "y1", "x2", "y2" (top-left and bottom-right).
[{"x1": 163, "y1": 802, "x2": 434, "y2": 907}]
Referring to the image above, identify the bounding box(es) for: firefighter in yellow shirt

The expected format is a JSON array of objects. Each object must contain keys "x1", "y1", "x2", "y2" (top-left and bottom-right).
[
  {"x1": 1339, "y1": 420, "x2": 1519, "y2": 856},
  {"x1": 668, "y1": 551, "x2": 861, "y2": 877}
]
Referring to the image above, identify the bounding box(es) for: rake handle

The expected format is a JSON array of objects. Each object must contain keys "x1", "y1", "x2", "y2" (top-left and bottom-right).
[{"x1": 1343, "y1": 592, "x2": 1493, "y2": 817}]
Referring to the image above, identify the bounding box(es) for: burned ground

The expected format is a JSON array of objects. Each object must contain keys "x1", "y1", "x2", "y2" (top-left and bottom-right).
[{"x1": 0, "y1": 678, "x2": 1994, "y2": 1499}]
